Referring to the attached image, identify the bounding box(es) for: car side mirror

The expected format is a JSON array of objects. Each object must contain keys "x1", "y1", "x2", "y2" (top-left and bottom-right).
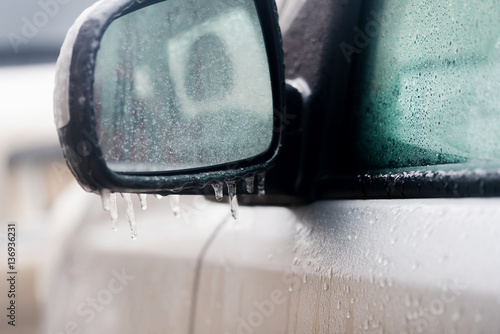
[{"x1": 54, "y1": 0, "x2": 284, "y2": 202}]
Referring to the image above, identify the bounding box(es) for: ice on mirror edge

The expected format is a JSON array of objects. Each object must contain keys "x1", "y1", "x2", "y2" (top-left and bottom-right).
[{"x1": 99, "y1": 174, "x2": 265, "y2": 239}]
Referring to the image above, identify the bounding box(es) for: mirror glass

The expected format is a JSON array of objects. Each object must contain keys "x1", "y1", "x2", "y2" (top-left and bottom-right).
[{"x1": 94, "y1": 0, "x2": 274, "y2": 172}]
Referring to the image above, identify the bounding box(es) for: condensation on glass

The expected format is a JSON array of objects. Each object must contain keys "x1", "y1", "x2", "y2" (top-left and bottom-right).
[
  {"x1": 93, "y1": 0, "x2": 273, "y2": 172},
  {"x1": 346, "y1": 0, "x2": 500, "y2": 170}
]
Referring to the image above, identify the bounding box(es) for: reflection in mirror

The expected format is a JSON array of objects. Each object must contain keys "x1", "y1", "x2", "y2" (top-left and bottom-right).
[{"x1": 93, "y1": 0, "x2": 273, "y2": 172}]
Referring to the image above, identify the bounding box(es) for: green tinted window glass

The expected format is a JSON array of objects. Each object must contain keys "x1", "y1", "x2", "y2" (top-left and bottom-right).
[{"x1": 346, "y1": 0, "x2": 500, "y2": 170}]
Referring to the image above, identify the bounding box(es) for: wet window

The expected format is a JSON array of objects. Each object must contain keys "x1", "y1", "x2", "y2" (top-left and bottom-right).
[{"x1": 342, "y1": 0, "x2": 500, "y2": 171}]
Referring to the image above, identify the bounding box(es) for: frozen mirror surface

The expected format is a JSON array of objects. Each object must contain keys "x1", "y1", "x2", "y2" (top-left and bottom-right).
[{"x1": 94, "y1": 0, "x2": 273, "y2": 172}]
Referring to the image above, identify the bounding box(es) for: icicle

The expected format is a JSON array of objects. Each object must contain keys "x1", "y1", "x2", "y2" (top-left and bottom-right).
[
  {"x1": 101, "y1": 189, "x2": 111, "y2": 211},
  {"x1": 110, "y1": 193, "x2": 118, "y2": 231},
  {"x1": 155, "y1": 194, "x2": 163, "y2": 199},
  {"x1": 101, "y1": 189, "x2": 122, "y2": 233},
  {"x1": 170, "y1": 195, "x2": 181, "y2": 218},
  {"x1": 121, "y1": 193, "x2": 138, "y2": 240},
  {"x1": 257, "y1": 173, "x2": 266, "y2": 196},
  {"x1": 212, "y1": 182, "x2": 224, "y2": 201},
  {"x1": 138, "y1": 194, "x2": 148, "y2": 210},
  {"x1": 226, "y1": 180, "x2": 239, "y2": 220},
  {"x1": 244, "y1": 176, "x2": 255, "y2": 193}
]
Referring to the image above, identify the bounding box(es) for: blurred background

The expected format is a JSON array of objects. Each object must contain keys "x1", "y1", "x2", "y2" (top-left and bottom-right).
[{"x1": 0, "y1": 1, "x2": 99, "y2": 333}]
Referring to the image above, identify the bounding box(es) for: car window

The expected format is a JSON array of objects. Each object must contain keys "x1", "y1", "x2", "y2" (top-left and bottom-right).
[{"x1": 342, "y1": 0, "x2": 500, "y2": 171}]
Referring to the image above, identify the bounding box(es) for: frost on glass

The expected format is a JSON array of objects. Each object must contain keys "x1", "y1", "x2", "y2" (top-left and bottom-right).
[
  {"x1": 347, "y1": 0, "x2": 500, "y2": 170},
  {"x1": 94, "y1": 0, "x2": 273, "y2": 172}
]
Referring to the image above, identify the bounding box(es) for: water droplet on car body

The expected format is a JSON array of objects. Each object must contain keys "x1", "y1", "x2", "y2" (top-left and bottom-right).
[
  {"x1": 121, "y1": 193, "x2": 137, "y2": 239},
  {"x1": 452, "y1": 310, "x2": 462, "y2": 322},
  {"x1": 226, "y1": 180, "x2": 239, "y2": 219}
]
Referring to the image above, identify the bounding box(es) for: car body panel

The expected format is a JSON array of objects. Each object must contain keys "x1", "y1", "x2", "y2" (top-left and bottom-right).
[
  {"x1": 44, "y1": 196, "x2": 500, "y2": 333},
  {"x1": 44, "y1": 193, "x2": 228, "y2": 334},
  {"x1": 191, "y1": 199, "x2": 500, "y2": 333}
]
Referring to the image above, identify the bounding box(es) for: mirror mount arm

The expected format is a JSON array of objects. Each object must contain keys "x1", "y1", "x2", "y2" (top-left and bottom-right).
[{"x1": 257, "y1": 80, "x2": 313, "y2": 202}]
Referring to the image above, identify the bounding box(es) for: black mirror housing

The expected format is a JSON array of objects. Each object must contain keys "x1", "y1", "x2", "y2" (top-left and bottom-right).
[{"x1": 54, "y1": 0, "x2": 285, "y2": 196}]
